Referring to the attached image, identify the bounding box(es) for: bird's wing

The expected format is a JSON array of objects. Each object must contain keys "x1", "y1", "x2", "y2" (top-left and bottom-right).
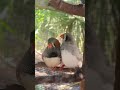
[
  {"x1": 61, "y1": 43, "x2": 82, "y2": 59},
  {"x1": 42, "y1": 47, "x2": 48, "y2": 57},
  {"x1": 61, "y1": 43, "x2": 83, "y2": 67}
]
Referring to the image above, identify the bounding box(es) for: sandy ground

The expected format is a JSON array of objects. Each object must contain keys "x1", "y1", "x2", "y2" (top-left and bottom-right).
[{"x1": 35, "y1": 62, "x2": 82, "y2": 90}]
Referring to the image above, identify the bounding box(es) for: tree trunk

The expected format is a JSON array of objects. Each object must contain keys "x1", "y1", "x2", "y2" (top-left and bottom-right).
[
  {"x1": 0, "y1": 0, "x2": 34, "y2": 88},
  {"x1": 114, "y1": 36, "x2": 120, "y2": 90},
  {"x1": 85, "y1": 0, "x2": 115, "y2": 90},
  {"x1": 113, "y1": 1, "x2": 120, "y2": 90}
]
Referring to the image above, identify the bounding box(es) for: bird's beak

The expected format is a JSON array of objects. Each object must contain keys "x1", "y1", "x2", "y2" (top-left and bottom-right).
[{"x1": 52, "y1": 43, "x2": 55, "y2": 48}]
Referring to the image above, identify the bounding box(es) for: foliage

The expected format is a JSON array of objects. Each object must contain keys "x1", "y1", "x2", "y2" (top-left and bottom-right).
[
  {"x1": 35, "y1": 9, "x2": 85, "y2": 53},
  {"x1": 0, "y1": 0, "x2": 10, "y2": 12}
]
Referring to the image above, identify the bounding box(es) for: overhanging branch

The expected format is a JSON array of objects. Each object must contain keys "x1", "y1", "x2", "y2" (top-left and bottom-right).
[{"x1": 35, "y1": 0, "x2": 85, "y2": 17}]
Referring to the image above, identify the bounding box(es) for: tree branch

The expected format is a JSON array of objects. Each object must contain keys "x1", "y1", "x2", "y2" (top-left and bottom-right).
[{"x1": 49, "y1": 0, "x2": 85, "y2": 17}]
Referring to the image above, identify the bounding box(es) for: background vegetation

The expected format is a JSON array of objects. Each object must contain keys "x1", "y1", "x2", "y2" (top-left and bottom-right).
[{"x1": 35, "y1": 9, "x2": 85, "y2": 54}]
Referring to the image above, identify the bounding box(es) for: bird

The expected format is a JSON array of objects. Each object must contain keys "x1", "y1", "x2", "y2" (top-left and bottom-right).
[
  {"x1": 59, "y1": 33, "x2": 83, "y2": 79},
  {"x1": 16, "y1": 31, "x2": 35, "y2": 90},
  {"x1": 42, "y1": 37, "x2": 61, "y2": 69}
]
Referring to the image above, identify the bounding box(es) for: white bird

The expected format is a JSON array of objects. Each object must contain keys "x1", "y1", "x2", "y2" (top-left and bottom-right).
[{"x1": 59, "y1": 33, "x2": 83, "y2": 78}]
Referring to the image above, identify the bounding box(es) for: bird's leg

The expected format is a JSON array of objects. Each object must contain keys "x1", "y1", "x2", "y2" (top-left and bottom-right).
[
  {"x1": 59, "y1": 64, "x2": 65, "y2": 71},
  {"x1": 52, "y1": 66, "x2": 57, "y2": 71}
]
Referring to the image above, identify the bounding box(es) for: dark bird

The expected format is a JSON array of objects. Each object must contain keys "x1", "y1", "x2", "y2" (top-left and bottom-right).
[
  {"x1": 16, "y1": 31, "x2": 35, "y2": 90},
  {"x1": 59, "y1": 33, "x2": 83, "y2": 78},
  {"x1": 42, "y1": 37, "x2": 61, "y2": 68}
]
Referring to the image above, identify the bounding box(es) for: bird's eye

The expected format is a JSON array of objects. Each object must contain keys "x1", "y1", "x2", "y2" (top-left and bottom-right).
[
  {"x1": 54, "y1": 40, "x2": 60, "y2": 47},
  {"x1": 65, "y1": 35, "x2": 71, "y2": 42},
  {"x1": 65, "y1": 35, "x2": 68, "y2": 40}
]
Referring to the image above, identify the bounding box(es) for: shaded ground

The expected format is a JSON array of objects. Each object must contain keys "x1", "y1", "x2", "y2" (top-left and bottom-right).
[{"x1": 35, "y1": 62, "x2": 83, "y2": 90}]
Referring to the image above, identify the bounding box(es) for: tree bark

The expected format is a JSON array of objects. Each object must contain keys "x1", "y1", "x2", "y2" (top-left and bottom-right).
[
  {"x1": 0, "y1": 0, "x2": 34, "y2": 88},
  {"x1": 114, "y1": 36, "x2": 120, "y2": 90},
  {"x1": 85, "y1": 1, "x2": 115, "y2": 90},
  {"x1": 49, "y1": 0, "x2": 85, "y2": 17},
  {"x1": 113, "y1": 1, "x2": 120, "y2": 90}
]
